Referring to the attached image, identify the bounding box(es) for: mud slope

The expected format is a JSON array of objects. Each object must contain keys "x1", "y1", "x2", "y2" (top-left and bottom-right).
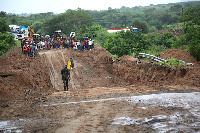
[
  {"x1": 39, "y1": 46, "x2": 128, "y2": 91},
  {"x1": 0, "y1": 47, "x2": 54, "y2": 104},
  {"x1": 160, "y1": 48, "x2": 197, "y2": 63},
  {"x1": 0, "y1": 46, "x2": 199, "y2": 133},
  {"x1": 113, "y1": 55, "x2": 200, "y2": 88}
]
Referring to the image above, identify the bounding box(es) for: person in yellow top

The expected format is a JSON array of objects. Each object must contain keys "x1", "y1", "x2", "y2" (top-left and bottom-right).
[{"x1": 68, "y1": 59, "x2": 71, "y2": 70}]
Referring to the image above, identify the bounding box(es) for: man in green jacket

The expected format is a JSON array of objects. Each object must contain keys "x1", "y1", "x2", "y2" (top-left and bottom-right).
[{"x1": 61, "y1": 65, "x2": 70, "y2": 91}]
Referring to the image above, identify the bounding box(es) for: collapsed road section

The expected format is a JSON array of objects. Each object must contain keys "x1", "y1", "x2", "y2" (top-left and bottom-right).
[{"x1": 0, "y1": 46, "x2": 200, "y2": 132}]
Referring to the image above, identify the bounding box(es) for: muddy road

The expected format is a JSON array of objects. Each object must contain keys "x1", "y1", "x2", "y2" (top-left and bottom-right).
[{"x1": 0, "y1": 47, "x2": 200, "y2": 132}]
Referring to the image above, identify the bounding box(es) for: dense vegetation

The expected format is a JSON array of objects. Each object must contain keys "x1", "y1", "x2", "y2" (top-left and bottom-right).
[
  {"x1": 0, "y1": 17, "x2": 16, "y2": 56},
  {"x1": 0, "y1": 1, "x2": 200, "y2": 61}
]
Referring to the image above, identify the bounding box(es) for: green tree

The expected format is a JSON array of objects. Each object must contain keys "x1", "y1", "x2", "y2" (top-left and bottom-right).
[
  {"x1": 0, "y1": 33, "x2": 16, "y2": 56},
  {"x1": 0, "y1": 11, "x2": 6, "y2": 17},
  {"x1": 103, "y1": 31, "x2": 147, "y2": 57},
  {"x1": 147, "y1": 32, "x2": 176, "y2": 48},
  {"x1": 42, "y1": 9, "x2": 93, "y2": 37},
  {"x1": 182, "y1": 7, "x2": 200, "y2": 61},
  {"x1": 131, "y1": 18, "x2": 149, "y2": 34},
  {"x1": 32, "y1": 22, "x2": 42, "y2": 33},
  {"x1": 143, "y1": 8, "x2": 156, "y2": 22},
  {"x1": 170, "y1": 4, "x2": 183, "y2": 13},
  {"x1": 0, "y1": 18, "x2": 16, "y2": 56},
  {"x1": 0, "y1": 18, "x2": 9, "y2": 33}
]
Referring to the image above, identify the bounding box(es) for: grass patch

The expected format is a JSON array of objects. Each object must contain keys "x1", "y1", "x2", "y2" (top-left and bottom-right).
[{"x1": 15, "y1": 40, "x2": 21, "y2": 47}]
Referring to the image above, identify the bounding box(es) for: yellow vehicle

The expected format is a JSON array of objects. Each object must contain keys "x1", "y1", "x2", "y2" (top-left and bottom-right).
[
  {"x1": 28, "y1": 26, "x2": 35, "y2": 41},
  {"x1": 28, "y1": 26, "x2": 41, "y2": 42},
  {"x1": 54, "y1": 30, "x2": 63, "y2": 41},
  {"x1": 33, "y1": 34, "x2": 41, "y2": 42}
]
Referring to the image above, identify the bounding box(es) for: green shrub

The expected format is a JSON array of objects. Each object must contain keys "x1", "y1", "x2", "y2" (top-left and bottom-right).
[{"x1": 162, "y1": 58, "x2": 185, "y2": 67}]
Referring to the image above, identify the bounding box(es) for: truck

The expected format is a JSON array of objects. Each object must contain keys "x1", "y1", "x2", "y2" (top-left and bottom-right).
[
  {"x1": 28, "y1": 26, "x2": 41, "y2": 42},
  {"x1": 9, "y1": 25, "x2": 20, "y2": 33},
  {"x1": 107, "y1": 27, "x2": 138, "y2": 33},
  {"x1": 54, "y1": 30, "x2": 63, "y2": 41},
  {"x1": 17, "y1": 26, "x2": 29, "y2": 41},
  {"x1": 33, "y1": 34, "x2": 41, "y2": 42}
]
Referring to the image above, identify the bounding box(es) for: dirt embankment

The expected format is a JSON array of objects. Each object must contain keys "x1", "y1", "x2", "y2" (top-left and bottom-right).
[
  {"x1": 0, "y1": 47, "x2": 54, "y2": 105},
  {"x1": 159, "y1": 48, "x2": 197, "y2": 63},
  {"x1": 154, "y1": 29, "x2": 183, "y2": 36},
  {"x1": 113, "y1": 51, "x2": 200, "y2": 88},
  {"x1": 113, "y1": 53, "x2": 200, "y2": 88}
]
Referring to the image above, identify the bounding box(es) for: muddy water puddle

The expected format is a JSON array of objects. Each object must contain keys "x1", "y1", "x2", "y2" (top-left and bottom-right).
[
  {"x1": 1, "y1": 92, "x2": 199, "y2": 132},
  {"x1": 112, "y1": 92, "x2": 200, "y2": 132}
]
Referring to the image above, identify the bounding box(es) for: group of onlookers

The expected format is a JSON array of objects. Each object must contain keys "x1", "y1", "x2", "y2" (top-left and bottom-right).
[
  {"x1": 21, "y1": 40, "x2": 37, "y2": 57},
  {"x1": 37, "y1": 38, "x2": 95, "y2": 51},
  {"x1": 21, "y1": 37, "x2": 95, "y2": 57}
]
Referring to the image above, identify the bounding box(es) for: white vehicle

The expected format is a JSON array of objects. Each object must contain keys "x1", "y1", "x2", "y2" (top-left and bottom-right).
[
  {"x1": 14, "y1": 25, "x2": 19, "y2": 33},
  {"x1": 9, "y1": 25, "x2": 19, "y2": 33}
]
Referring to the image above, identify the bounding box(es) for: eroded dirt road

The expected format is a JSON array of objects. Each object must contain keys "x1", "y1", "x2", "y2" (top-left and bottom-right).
[{"x1": 0, "y1": 47, "x2": 200, "y2": 132}]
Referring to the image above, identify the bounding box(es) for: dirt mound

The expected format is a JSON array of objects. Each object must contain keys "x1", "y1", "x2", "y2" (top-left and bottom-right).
[
  {"x1": 5, "y1": 47, "x2": 22, "y2": 55},
  {"x1": 118, "y1": 55, "x2": 138, "y2": 62},
  {"x1": 159, "y1": 48, "x2": 197, "y2": 63},
  {"x1": 0, "y1": 48, "x2": 54, "y2": 104},
  {"x1": 113, "y1": 55, "x2": 200, "y2": 88},
  {"x1": 154, "y1": 29, "x2": 183, "y2": 36},
  {"x1": 88, "y1": 45, "x2": 114, "y2": 62},
  {"x1": 39, "y1": 45, "x2": 127, "y2": 92},
  {"x1": 65, "y1": 46, "x2": 127, "y2": 89}
]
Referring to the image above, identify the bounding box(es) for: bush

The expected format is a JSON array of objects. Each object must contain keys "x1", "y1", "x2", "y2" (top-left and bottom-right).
[
  {"x1": 162, "y1": 58, "x2": 185, "y2": 67},
  {"x1": 182, "y1": 7, "x2": 200, "y2": 61},
  {"x1": 0, "y1": 33, "x2": 16, "y2": 56},
  {"x1": 0, "y1": 18, "x2": 9, "y2": 33},
  {"x1": 103, "y1": 31, "x2": 148, "y2": 57}
]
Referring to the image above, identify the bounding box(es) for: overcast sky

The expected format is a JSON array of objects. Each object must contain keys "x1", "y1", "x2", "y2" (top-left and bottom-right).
[{"x1": 0, "y1": 0, "x2": 195, "y2": 14}]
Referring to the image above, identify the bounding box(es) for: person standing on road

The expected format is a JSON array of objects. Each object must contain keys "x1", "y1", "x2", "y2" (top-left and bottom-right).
[
  {"x1": 66, "y1": 39, "x2": 69, "y2": 48},
  {"x1": 42, "y1": 41, "x2": 45, "y2": 50},
  {"x1": 61, "y1": 65, "x2": 70, "y2": 91},
  {"x1": 70, "y1": 58, "x2": 74, "y2": 69},
  {"x1": 21, "y1": 40, "x2": 25, "y2": 53},
  {"x1": 68, "y1": 59, "x2": 71, "y2": 70},
  {"x1": 57, "y1": 41, "x2": 61, "y2": 48},
  {"x1": 92, "y1": 39, "x2": 94, "y2": 48},
  {"x1": 23, "y1": 44, "x2": 27, "y2": 55},
  {"x1": 60, "y1": 40, "x2": 63, "y2": 49},
  {"x1": 30, "y1": 44, "x2": 35, "y2": 57},
  {"x1": 27, "y1": 45, "x2": 30, "y2": 57},
  {"x1": 89, "y1": 39, "x2": 92, "y2": 50},
  {"x1": 80, "y1": 40, "x2": 83, "y2": 51}
]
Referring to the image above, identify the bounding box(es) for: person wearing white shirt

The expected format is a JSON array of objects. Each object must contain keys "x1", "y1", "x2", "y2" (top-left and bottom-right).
[{"x1": 89, "y1": 39, "x2": 92, "y2": 50}]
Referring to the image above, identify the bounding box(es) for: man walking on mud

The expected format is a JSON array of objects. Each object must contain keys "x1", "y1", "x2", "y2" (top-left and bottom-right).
[{"x1": 61, "y1": 65, "x2": 70, "y2": 91}]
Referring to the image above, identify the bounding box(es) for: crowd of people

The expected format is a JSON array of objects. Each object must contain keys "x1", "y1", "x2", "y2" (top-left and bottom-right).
[
  {"x1": 21, "y1": 40, "x2": 37, "y2": 57},
  {"x1": 21, "y1": 37, "x2": 95, "y2": 57}
]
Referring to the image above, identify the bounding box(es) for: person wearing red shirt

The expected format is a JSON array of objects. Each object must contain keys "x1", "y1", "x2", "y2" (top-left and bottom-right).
[{"x1": 27, "y1": 45, "x2": 31, "y2": 56}]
